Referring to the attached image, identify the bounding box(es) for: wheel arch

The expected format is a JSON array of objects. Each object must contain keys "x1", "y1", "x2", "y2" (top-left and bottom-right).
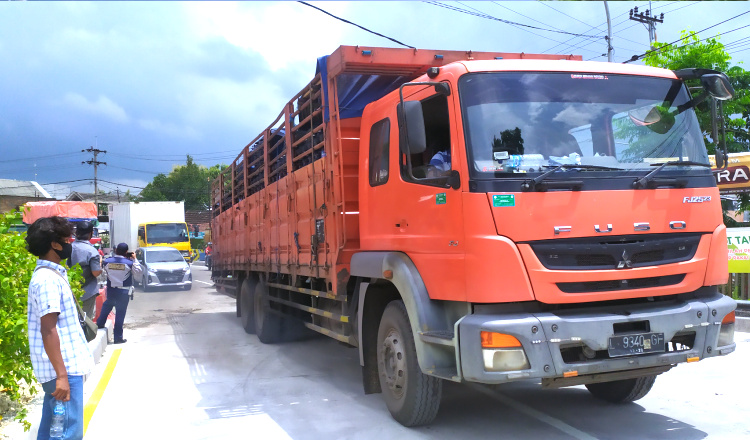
[{"x1": 352, "y1": 252, "x2": 469, "y2": 392}]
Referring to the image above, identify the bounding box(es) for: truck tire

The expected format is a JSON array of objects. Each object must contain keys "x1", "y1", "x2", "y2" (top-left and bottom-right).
[
  {"x1": 253, "y1": 280, "x2": 284, "y2": 343},
  {"x1": 585, "y1": 375, "x2": 657, "y2": 403},
  {"x1": 376, "y1": 300, "x2": 442, "y2": 426},
  {"x1": 239, "y1": 279, "x2": 255, "y2": 335}
]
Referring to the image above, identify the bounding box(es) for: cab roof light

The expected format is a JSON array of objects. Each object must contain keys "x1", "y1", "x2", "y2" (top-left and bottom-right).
[
  {"x1": 722, "y1": 311, "x2": 735, "y2": 325},
  {"x1": 361, "y1": 50, "x2": 372, "y2": 56},
  {"x1": 481, "y1": 331, "x2": 522, "y2": 348},
  {"x1": 434, "y1": 54, "x2": 444, "y2": 60}
]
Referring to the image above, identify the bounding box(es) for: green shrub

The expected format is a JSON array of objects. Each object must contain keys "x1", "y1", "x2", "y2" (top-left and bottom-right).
[{"x1": 0, "y1": 210, "x2": 85, "y2": 430}]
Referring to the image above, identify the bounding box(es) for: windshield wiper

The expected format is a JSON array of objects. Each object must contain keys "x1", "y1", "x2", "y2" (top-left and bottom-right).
[
  {"x1": 632, "y1": 160, "x2": 710, "y2": 189},
  {"x1": 521, "y1": 164, "x2": 622, "y2": 192}
]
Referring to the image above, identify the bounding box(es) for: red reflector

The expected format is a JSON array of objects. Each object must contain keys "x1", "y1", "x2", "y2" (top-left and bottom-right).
[{"x1": 722, "y1": 311, "x2": 735, "y2": 325}]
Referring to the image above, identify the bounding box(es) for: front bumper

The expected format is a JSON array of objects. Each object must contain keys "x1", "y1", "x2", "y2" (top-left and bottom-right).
[
  {"x1": 459, "y1": 290, "x2": 736, "y2": 384},
  {"x1": 146, "y1": 272, "x2": 192, "y2": 288}
]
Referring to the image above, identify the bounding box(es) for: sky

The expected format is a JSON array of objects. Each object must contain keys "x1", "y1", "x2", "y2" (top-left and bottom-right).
[{"x1": 1, "y1": 1, "x2": 749, "y2": 197}]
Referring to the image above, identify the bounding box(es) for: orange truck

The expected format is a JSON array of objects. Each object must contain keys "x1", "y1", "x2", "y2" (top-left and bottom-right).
[
  {"x1": 22, "y1": 201, "x2": 101, "y2": 245},
  {"x1": 211, "y1": 45, "x2": 737, "y2": 426}
]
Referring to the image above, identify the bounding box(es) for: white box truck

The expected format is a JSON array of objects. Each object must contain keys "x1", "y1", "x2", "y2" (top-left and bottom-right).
[{"x1": 108, "y1": 201, "x2": 191, "y2": 260}]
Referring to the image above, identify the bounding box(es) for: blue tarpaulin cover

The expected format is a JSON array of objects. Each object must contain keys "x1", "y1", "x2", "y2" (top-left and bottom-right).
[{"x1": 316, "y1": 56, "x2": 412, "y2": 122}]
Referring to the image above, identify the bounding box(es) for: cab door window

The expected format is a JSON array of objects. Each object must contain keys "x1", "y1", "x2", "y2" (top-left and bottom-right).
[
  {"x1": 369, "y1": 118, "x2": 390, "y2": 187},
  {"x1": 400, "y1": 94, "x2": 452, "y2": 185}
]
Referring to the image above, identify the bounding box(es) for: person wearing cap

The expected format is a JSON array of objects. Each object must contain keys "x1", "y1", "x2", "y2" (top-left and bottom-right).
[
  {"x1": 69, "y1": 221, "x2": 102, "y2": 320},
  {"x1": 96, "y1": 243, "x2": 142, "y2": 344}
]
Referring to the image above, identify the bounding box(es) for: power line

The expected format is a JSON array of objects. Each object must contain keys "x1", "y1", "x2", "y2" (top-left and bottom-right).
[
  {"x1": 454, "y1": 1, "x2": 599, "y2": 52},
  {"x1": 298, "y1": 1, "x2": 414, "y2": 48},
  {"x1": 557, "y1": 1, "x2": 699, "y2": 58},
  {"x1": 624, "y1": 10, "x2": 750, "y2": 63},
  {"x1": 0, "y1": 151, "x2": 83, "y2": 164},
  {"x1": 542, "y1": 1, "x2": 651, "y2": 54},
  {"x1": 425, "y1": 1, "x2": 602, "y2": 39}
]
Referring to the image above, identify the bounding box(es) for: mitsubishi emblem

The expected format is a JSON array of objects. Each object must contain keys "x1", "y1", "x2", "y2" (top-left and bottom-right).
[{"x1": 617, "y1": 250, "x2": 633, "y2": 269}]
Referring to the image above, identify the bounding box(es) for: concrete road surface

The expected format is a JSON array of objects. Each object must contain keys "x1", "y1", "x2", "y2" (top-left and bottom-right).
[{"x1": 77, "y1": 264, "x2": 750, "y2": 440}]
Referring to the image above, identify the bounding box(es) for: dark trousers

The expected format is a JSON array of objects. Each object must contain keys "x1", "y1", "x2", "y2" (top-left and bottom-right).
[{"x1": 96, "y1": 287, "x2": 130, "y2": 341}]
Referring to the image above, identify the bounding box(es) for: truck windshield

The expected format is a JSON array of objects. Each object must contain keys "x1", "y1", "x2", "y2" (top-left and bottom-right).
[
  {"x1": 458, "y1": 72, "x2": 709, "y2": 179},
  {"x1": 146, "y1": 223, "x2": 188, "y2": 244}
]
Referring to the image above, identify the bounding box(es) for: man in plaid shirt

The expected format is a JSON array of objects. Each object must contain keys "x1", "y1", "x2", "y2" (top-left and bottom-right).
[{"x1": 26, "y1": 216, "x2": 94, "y2": 440}]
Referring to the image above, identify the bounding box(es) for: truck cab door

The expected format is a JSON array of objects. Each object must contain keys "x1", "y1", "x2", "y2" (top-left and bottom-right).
[{"x1": 363, "y1": 89, "x2": 466, "y2": 301}]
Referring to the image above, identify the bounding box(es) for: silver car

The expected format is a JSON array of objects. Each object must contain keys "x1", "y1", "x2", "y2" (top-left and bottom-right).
[{"x1": 134, "y1": 246, "x2": 192, "y2": 291}]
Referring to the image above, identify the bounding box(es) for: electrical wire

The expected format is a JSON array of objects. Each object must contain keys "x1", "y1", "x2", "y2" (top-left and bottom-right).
[
  {"x1": 0, "y1": 151, "x2": 84, "y2": 164},
  {"x1": 556, "y1": 1, "x2": 700, "y2": 58},
  {"x1": 454, "y1": 1, "x2": 601, "y2": 53},
  {"x1": 298, "y1": 1, "x2": 414, "y2": 48},
  {"x1": 425, "y1": 1, "x2": 602, "y2": 39},
  {"x1": 624, "y1": 10, "x2": 750, "y2": 63}
]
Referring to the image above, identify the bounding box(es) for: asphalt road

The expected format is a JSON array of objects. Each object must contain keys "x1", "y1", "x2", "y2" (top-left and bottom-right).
[{"x1": 80, "y1": 264, "x2": 750, "y2": 440}]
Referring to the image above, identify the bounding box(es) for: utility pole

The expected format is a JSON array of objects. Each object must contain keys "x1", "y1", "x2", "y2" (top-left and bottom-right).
[
  {"x1": 82, "y1": 146, "x2": 107, "y2": 213},
  {"x1": 629, "y1": 2, "x2": 664, "y2": 50},
  {"x1": 604, "y1": 1, "x2": 613, "y2": 62}
]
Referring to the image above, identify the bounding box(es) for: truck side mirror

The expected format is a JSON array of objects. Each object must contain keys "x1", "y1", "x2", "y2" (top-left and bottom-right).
[
  {"x1": 701, "y1": 73, "x2": 734, "y2": 101},
  {"x1": 434, "y1": 83, "x2": 451, "y2": 96},
  {"x1": 397, "y1": 100, "x2": 427, "y2": 155}
]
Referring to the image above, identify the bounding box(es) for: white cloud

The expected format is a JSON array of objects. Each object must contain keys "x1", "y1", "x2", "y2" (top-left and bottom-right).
[
  {"x1": 184, "y1": 2, "x2": 347, "y2": 71},
  {"x1": 62, "y1": 93, "x2": 129, "y2": 123}
]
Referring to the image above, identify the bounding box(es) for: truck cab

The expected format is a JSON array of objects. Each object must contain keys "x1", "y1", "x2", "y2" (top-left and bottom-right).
[{"x1": 137, "y1": 221, "x2": 192, "y2": 261}]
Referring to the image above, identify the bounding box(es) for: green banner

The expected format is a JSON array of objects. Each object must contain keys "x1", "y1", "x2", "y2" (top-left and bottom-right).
[{"x1": 727, "y1": 227, "x2": 750, "y2": 273}]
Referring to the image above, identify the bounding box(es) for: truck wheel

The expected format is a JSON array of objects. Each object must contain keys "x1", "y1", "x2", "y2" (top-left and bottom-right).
[
  {"x1": 253, "y1": 280, "x2": 283, "y2": 343},
  {"x1": 376, "y1": 300, "x2": 441, "y2": 426},
  {"x1": 585, "y1": 375, "x2": 657, "y2": 403},
  {"x1": 239, "y1": 279, "x2": 255, "y2": 334}
]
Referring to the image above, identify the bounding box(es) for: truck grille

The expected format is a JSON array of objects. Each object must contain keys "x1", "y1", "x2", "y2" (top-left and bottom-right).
[
  {"x1": 557, "y1": 274, "x2": 685, "y2": 293},
  {"x1": 529, "y1": 233, "x2": 701, "y2": 270}
]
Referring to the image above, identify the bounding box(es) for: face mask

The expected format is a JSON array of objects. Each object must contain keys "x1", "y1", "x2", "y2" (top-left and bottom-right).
[{"x1": 54, "y1": 242, "x2": 73, "y2": 261}]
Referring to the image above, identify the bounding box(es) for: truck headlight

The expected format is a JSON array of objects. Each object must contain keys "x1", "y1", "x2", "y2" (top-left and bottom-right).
[
  {"x1": 718, "y1": 311, "x2": 735, "y2": 347},
  {"x1": 481, "y1": 331, "x2": 530, "y2": 371}
]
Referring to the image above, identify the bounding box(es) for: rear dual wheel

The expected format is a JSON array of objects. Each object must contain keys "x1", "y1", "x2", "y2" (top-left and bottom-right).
[{"x1": 239, "y1": 279, "x2": 256, "y2": 334}]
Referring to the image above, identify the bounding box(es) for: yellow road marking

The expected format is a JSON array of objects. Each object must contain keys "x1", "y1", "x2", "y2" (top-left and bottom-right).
[{"x1": 83, "y1": 348, "x2": 122, "y2": 436}]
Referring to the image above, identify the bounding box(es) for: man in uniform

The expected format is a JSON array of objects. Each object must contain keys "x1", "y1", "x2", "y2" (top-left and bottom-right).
[{"x1": 96, "y1": 243, "x2": 142, "y2": 344}]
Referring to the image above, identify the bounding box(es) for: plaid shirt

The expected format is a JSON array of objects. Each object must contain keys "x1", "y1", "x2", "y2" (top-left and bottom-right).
[{"x1": 27, "y1": 260, "x2": 94, "y2": 383}]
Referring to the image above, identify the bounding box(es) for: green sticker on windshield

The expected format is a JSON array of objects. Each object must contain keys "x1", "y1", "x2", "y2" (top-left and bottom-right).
[
  {"x1": 436, "y1": 193, "x2": 446, "y2": 205},
  {"x1": 493, "y1": 194, "x2": 515, "y2": 207}
]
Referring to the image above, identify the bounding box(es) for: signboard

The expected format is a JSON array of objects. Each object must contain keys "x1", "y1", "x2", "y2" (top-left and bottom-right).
[
  {"x1": 727, "y1": 227, "x2": 750, "y2": 273},
  {"x1": 709, "y1": 152, "x2": 750, "y2": 194}
]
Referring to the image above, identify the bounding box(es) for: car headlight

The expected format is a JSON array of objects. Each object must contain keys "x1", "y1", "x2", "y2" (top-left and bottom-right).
[{"x1": 148, "y1": 268, "x2": 157, "y2": 275}]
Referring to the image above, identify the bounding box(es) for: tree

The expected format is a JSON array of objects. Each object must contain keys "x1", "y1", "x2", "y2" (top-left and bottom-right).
[
  {"x1": 644, "y1": 30, "x2": 750, "y2": 154},
  {"x1": 644, "y1": 30, "x2": 750, "y2": 221},
  {"x1": 137, "y1": 155, "x2": 225, "y2": 210}
]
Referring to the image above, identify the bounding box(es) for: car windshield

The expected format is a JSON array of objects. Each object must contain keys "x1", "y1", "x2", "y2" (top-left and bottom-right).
[
  {"x1": 458, "y1": 72, "x2": 709, "y2": 178},
  {"x1": 146, "y1": 223, "x2": 188, "y2": 244},
  {"x1": 146, "y1": 249, "x2": 184, "y2": 263}
]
